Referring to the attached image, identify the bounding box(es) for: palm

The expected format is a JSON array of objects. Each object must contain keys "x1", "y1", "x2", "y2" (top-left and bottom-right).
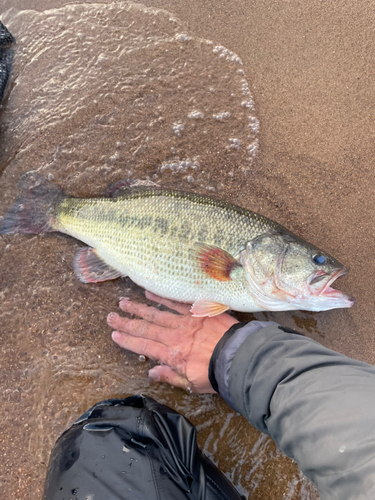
[{"x1": 107, "y1": 291, "x2": 238, "y2": 393}]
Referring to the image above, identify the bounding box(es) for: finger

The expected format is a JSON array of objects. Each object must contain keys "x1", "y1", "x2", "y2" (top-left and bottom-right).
[
  {"x1": 118, "y1": 298, "x2": 181, "y2": 328},
  {"x1": 145, "y1": 290, "x2": 192, "y2": 315},
  {"x1": 107, "y1": 313, "x2": 173, "y2": 343},
  {"x1": 149, "y1": 365, "x2": 191, "y2": 391},
  {"x1": 112, "y1": 331, "x2": 170, "y2": 363}
]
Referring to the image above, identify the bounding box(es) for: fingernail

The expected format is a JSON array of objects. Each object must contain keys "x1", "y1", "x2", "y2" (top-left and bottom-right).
[
  {"x1": 112, "y1": 331, "x2": 121, "y2": 341},
  {"x1": 108, "y1": 312, "x2": 117, "y2": 319},
  {"x1": 148, "y1": 369, "x2": 160, "y2": 382},
  {"x1": 119, "y1": 297, "x2": 131, "y2": 306}
]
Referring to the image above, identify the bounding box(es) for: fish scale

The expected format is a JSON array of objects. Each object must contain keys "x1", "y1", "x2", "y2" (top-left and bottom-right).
[
  {"x1": 1, "y1": 173, "x2": 354, "y2": 315},
  {"x1": 56, "y1": 189, "x2": 278, "y2": 311}
]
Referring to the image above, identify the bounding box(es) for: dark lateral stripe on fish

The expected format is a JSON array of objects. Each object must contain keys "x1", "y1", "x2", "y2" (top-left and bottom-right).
[
  {"x1": 1, "y1": 173, "x2": 353, "y2": 313},
  {"x1": 58, "y1": 196, "x2": 258, "y2": 250}
]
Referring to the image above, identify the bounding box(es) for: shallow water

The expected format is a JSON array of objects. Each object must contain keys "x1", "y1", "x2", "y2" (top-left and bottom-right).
[
  {"x1": 0, "y1": 2, "x2": 259, "y2": 186},
  {"x1": 1, "y1": 1, "x2": 373, "y2": 499}
]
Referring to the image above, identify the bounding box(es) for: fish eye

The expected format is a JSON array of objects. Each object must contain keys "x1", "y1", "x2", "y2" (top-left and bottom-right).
[{"x1": 313, "y1": 254, "x2": 326, "y2": 265}]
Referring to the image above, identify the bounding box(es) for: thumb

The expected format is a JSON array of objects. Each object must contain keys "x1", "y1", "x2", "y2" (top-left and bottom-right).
[{"x1": 149, "y1": 365, "x2": 192, "y2": 391}]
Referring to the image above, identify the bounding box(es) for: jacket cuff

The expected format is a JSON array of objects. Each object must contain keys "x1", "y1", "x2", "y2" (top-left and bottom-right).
[{"x1": 209, "y1": 321, "x2": 279, "y2": 410}]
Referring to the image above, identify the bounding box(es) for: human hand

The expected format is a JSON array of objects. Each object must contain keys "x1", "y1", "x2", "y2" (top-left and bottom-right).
[{"x1": 107, "y1": 291, "x2": 239, "y2": 393}]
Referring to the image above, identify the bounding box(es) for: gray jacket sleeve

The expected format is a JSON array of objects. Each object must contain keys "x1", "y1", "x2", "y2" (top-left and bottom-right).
[{"x1": 209, "y1": 322, "x2": 375, "y2": 500}]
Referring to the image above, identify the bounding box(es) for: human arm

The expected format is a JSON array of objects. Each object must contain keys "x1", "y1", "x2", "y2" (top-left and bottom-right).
[
  {"x1": 210, "y1": 322, "x2": 375, "y2": 500},
  {"x1": 108, "y1": 293, "x2": 375, "y2": 500}
]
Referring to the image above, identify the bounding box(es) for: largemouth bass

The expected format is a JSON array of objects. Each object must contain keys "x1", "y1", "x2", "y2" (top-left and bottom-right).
[{"x1": 1, "y1": 172, "x2": 354, "y2": 316}]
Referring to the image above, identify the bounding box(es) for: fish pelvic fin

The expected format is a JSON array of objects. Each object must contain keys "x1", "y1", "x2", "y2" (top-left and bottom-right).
[
  {"x1": 74, "y1": 247, "x2": 122, "y2": 283},
  {"x1": 190, "y1": 300, "x2": 229, "y2": 317},
  {"x1": 0, "y1": 171, "x2": 65, "y2": 235},
  {"x1": 104, "y1": 178, "x2": 160, "y2": 198},
  {"x1": 196, "y1": 243, "x2": 242, "y2": 281}
]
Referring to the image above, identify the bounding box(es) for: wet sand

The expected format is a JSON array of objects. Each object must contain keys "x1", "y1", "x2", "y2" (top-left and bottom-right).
[{"x1": 0, "y1": 1, "x2": 374, "y2": 499}]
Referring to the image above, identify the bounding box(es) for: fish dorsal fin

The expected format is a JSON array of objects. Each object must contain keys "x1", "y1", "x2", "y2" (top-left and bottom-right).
[
  {"x1": 74, "y1": 247, "x2": 122, "y2": 283},
  {"x1": 196, "y1": 243, "x2": 242, "y2": 281},
  {"x1": 104, "y1": 178, "x2": 160, "y2": 198},
  {"x1": 190, "y1": 300, "x2": 229, "y2": 317}
]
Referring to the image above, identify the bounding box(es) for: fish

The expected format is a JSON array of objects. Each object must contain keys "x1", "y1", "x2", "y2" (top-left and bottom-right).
[{"x1": 0, "y1": 171, "x2": 354, "y2": 316}]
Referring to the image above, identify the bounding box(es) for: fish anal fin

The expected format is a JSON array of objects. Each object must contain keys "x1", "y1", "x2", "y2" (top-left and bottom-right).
[
  {"x1": 104, "y1": 178, "x2": 160, "y2": 198},
  {"x1": 190, "y1": 300, "x2": 230, "y2": 317},
  {"x1": 196, "y1": 243, "x2": 242, "y2": 281},
  {"x1": 74, "y1": 247, "x2": 122, "y2": 283}
]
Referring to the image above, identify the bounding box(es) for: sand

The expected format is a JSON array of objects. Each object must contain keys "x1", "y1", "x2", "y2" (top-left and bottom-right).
[{"x1": 0, "y1": 1, "x2": 374, "y2": 499}]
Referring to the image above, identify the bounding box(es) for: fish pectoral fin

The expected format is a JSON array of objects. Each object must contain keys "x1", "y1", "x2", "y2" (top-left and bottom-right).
[
  {"x1": 190, "y1": 300, "x2": 229, "y2": 317},
  {"x1": 104, "y1": 178, "x2": 160, "y2": 198},
  {"x1": 74, "y1": 247, "x2": 122, "y2": 283},
  {"x1": 196, "y1": 243, "x2": 242, "y2": 281}
]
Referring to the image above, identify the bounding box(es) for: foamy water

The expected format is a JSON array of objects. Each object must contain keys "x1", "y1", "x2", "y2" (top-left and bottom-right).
[
  {"x1": 1, "y1": 0, "x2": 259, "y2": 191},
  {"x1": 0, "y1": 3, "x2": 318, "y2": 499}
]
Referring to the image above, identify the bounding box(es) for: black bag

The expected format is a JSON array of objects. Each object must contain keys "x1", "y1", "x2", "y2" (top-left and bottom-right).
[
  {"x1": 0, "y1": 21, "x2": 15, "y2": 105},
  {"x1": 43, "y1": 395, "x2": 243, "y2": 500}
]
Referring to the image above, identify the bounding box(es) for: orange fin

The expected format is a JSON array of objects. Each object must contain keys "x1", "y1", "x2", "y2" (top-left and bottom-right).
[
  {"x1": 190, "y1": 300, "x2": 230, "y2": 317},
  {"x1": 196, "y1": 243, "x2": 242, "y2": 281},
  {"x1": 74, "y1": 247, "x2": 122, "y2": 283}
]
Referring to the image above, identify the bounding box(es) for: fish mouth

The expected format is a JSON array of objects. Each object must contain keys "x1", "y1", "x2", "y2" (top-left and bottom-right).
[
  {"x1": 321, "y1": 268, "x2": 347, "y2": 294},
  {"x1": 309, "y1": 267, "x2": 355, "y2": 305}
]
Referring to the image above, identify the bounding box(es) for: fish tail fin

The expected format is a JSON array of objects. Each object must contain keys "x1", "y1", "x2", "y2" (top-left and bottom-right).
[{"x1": 1, "y1": 171, "x2": 65, "y2": 235}]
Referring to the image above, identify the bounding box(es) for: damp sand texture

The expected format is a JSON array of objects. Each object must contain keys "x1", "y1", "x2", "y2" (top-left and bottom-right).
[{"x1": 1, "y1": 1, "x2": 374, "y2": 500}]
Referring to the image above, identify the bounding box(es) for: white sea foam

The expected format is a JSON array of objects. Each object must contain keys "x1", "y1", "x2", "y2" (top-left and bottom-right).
[
  {"x1": 246, "y1": 139, "x2": 259, "y2": 158},
  {"x1": 213, "y1": 45, "x2": 243, "y2": 65},
  {"x1": 1, "y1": 0, "x2": 260, "y2": 194},
  {"x1": 249, "y1": 116, "x2": 260, "y2": 133},
  {"x1": 241, "y1": 100, "x2": 255, "y2": 109},
  {"x1": 176, "y1": 33, "x2": 191, "y2": 42},
  {"x1": 188, "y1": 110, "x2": 204, "y2": 119},
  {"x1": 227, "y1": 138, "x2": 241, "y2": 150},
  {"x1": 160, "y1": 157, "x2": 200, "y2": 173},
  {"x1": 212, "y1": 111, "x2": 231, "y2": 120},
  {"x1": 172, "y1": 123, "x2": 185, "y2": 136}
]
